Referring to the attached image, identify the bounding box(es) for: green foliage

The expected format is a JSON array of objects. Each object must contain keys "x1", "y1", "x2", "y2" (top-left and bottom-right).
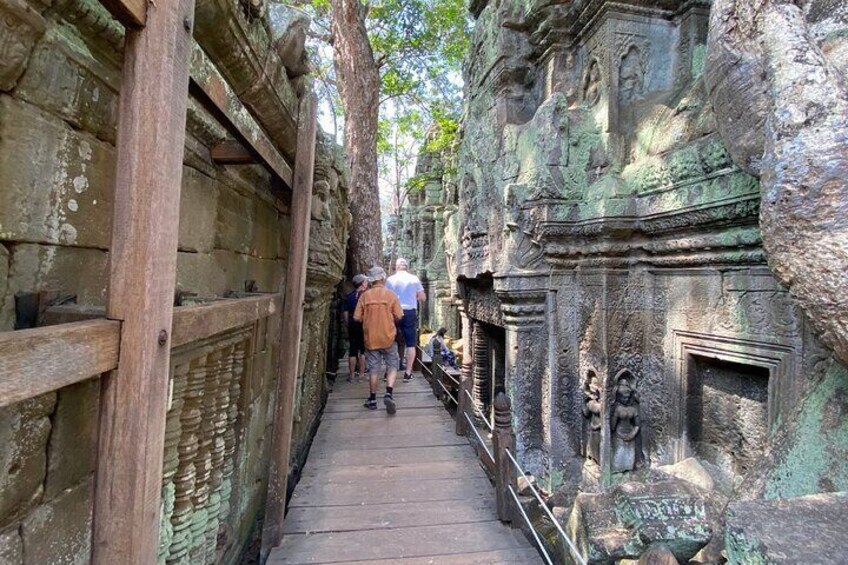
[{"x1": 286, "y1": 0, "x2": 469, "y2": 234}]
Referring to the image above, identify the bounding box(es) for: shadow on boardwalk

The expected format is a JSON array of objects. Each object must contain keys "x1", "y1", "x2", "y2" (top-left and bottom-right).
[{"x1": 268, "y1": 370, "x2": 542, "y2": 564}]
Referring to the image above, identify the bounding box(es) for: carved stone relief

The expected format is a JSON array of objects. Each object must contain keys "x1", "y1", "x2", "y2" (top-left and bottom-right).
[{"x1": 610, "y1": 369, "x2": 641, "y2": 473}]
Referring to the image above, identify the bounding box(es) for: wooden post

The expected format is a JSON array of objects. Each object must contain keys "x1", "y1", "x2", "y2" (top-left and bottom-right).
[
  {"x1": 91, "y1": 0, "x2": 195, "y2": 561},
  {"x1": 455, "y1": 309, "x2": 472, "y2": 436},
  {"x1": 493, "y1": 391, "x2": 516, "y2": 523},
  {"x1": 432, "y1": 345, "x2": 442, "y2": 399},
  {"x1": 261, "y1": 93, "x2": 317, "y2": 559}
]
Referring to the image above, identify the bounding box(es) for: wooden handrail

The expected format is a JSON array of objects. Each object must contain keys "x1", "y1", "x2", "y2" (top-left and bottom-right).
[
  {"x1": 0, "y1": 294, "x2": 281, "y2": 409},
  {"x1": 171, "y1": 294, "x2": 280, "y2": 347},
  {"x1": 0, "y1": 319, "x2": 121, "y2": 408}
]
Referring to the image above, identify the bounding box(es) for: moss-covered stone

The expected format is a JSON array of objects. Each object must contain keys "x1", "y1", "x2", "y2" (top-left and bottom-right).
[
  {"x1": 0, "y1": 394, "x2": 56, "y2": 528},
  {"x1": 21, "y1": 479, "x2": 92, "y2": 565}
]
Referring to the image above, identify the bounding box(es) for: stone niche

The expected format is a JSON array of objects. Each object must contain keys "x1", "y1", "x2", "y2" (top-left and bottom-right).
[
  {"x1": 673, "y1": 330, "x2": 794, "y2": 485},
  {"x1": 687, "y1": 357, "x2": 769, "y2": 479}
]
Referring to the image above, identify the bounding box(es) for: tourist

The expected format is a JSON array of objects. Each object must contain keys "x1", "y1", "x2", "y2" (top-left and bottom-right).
[
  {"x1": 386, "y1": 258, "x2": 425, "y2": 382},
  {"x1": 354, "y1": 266, "x2": 404, "y2": 414},
  {"x1": 425, "y1": 327, "x2": 457, "y2": 368},
  {"x1": 341, "y1": 273, "x2": 368, "y2": 383}
]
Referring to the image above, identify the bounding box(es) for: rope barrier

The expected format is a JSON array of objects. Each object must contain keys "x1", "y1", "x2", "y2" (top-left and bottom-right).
[
  {"x1": 507, "y1": 485, "x2": 554, "y2": 565},
  {"x1": 504, "y1": 448, "x2": 587, "y2": 565},
  {"x1": 436, "y1": 379, "x2": 458, "y2": 405},
  {"x1": 442, "y1": 370, "x2": 460, "y2": 385},
  {"x1": 463, "y1": 389, "x2": 494, "y2": 432},
  {"x1": 463, "y1": 412, "x2": 494, "y2": 462}
]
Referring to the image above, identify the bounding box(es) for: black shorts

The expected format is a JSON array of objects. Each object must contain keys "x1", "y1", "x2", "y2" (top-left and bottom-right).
[
  {"x1": 397, "y1": 309, "x2": 417, "y2": 347},
  {"x1": 348, "y1": 322, "x2": 365, "y2": 357}
]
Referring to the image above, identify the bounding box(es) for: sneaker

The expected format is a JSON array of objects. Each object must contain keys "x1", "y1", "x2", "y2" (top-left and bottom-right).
[
  {"x1": 384, "y1": 394, "x2": 396, "y2": 415},
  {"x1": 403, "y1": 372, "x2": 413, "y2": 383},
  {"x1": 363, "y1": 398, "x2": 377, "y2": 410}
]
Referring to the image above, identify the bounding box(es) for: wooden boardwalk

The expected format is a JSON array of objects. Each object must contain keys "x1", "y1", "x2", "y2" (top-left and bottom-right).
[{"x1": 268, "y1": 371, "x2": 542, "y2": 564}]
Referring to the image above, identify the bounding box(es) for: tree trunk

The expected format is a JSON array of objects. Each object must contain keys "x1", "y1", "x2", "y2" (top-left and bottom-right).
[
  {"x1": 331, "y1": 0, "x2": 383, "y2": 274},
  {"x1": 706, "y1": 0, "x2": 848, "y2": 366}
]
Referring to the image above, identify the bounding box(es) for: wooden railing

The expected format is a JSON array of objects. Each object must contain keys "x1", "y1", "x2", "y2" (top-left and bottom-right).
[
  {"x1": 415, "y1": 345, "x2": 586, "y2": 565},
  {"x1": 0, "y1": 294, "x2": 281, "y2": 562}
]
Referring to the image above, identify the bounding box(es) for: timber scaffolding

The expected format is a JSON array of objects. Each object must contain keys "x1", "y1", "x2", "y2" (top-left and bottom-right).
[{"x1": 0, "y1": 0, "x2": 316, "y2": 561}]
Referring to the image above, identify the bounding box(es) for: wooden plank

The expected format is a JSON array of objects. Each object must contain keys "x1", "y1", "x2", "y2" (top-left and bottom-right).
[
  {"x1": 98, "y1": 0, "x2": 146, "y2": 27},
  {"x1": 316, "y1": 413, "x2": 452, "y2": 436},
  {"x1": 304, "y1": 445, "x2": 479, "y2": 469},
  {"x1": 279, "y1": 548, "x2": 543, "y2": 565},
  {"x1": 211, "y1": 140, "x2": 256, "y2": 164},
  {"x1": 296, "y1": 460, "x2": 487, "y2": 486},
  {"x1": 323, "y1": 393, "x2": 447, "y2": 412},
  {"x1": 190, "y1": 42, "x2": 294, "y2": 187},
  {"x1": 309, "y1": 431, "x2": 468, "y2": 451},
  {"x1": 171, "y1": 294, "x2": 280, "y2": 347},
  {"x1": 320, "y1": 404, "x2": 443, "y2": 420},
  {"x1": 91, "y1": 0, "x2": 194, "y2": 561},
  {"x1": 261, "y1": 93, "x2": 318, "y2": 556},
  {"x1": 0, "y1": 320, "x2": 120, "y2": 408},
  {"x1": 283, "y1": 499, "x2": 497, "y2": 534},
  {"x1": 288, "y1": 477, "x2": 495, "y2": 508},
  {"x1": 270, "y1": 522, "x2": 531, "y2": 564}
]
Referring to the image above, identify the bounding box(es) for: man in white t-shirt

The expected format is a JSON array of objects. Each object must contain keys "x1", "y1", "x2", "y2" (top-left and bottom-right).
[{"x1": 386, "y1": 258, "x2": 425, "y2": 382}]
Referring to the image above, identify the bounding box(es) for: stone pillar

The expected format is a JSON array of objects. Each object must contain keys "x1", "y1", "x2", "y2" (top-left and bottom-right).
[
  {"x1": 456, "y1": 307, "x2": 473, "y2": 436},
  {"x1": 499, "y1": 289, "x2": 549, "y2": 477},
  {"x1": 472, "y1": 320, "x2": 490, "y2": 425}
]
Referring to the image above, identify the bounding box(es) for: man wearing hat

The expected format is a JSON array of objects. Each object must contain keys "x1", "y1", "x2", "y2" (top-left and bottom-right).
[
  {"x1": 342, "y1": 273, "x2": 369, "y2": 382},
  {"x1": 354, "y1": 266, "x2": 404, "y2": 413}
]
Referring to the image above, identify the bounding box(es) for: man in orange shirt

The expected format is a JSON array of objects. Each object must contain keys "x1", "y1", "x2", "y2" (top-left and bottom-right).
[{"x1": 354, "y1": 266, "x2": 404, "y2": 414}]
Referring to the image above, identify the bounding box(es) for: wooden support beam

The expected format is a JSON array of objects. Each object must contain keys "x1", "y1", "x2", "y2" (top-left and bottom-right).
[
  {"x1": 171, "y1": 294, "x2": 280, "y2": 347},
  {"x1": 99, "y1": 0, "x2": 147, "y2": 28},
  {"x1": 0, "y1": 320, "x2": 121, "y2": 408},
  {"x1": 211, "y1": 140, "x2": 256, "y2": 165},
  {"x1": 190, "y1": 43, "x2": 294, "y2": 187},
  {"x1": 91, "y1": 0, "x2": 195, "y2": 561},
  {"x1": 261, "y1": 92, "x2": 318, "y2": 558}
]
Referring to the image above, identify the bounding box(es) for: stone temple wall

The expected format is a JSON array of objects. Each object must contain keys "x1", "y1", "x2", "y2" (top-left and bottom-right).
[
  {"x1": 406, "y1": 0, "x2": 848, "y2": 561},
  {"x1": 395, "y1": 136, "x2": 461, "y2": 336},
  {"x1": 0, "y1": 0, "x2": 349, "y2": 562}
]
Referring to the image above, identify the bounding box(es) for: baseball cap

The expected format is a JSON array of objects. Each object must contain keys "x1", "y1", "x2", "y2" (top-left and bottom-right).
[{"x1": 367, "y1": 266, "x2": 387, "y2": 282}]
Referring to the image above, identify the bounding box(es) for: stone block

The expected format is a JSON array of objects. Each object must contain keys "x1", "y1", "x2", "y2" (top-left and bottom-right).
[
  {"x1": 1, "y1": 244, "x2": 109, "y2": 329},
  {"x1": 0, "y1": 96, "x2": 115, "y2": 249},
  {"x1": 215, "y1": 187, "x2": 254, "y2": 255},
  {"x1": 175, "y1": 252, "x2": 224, "y2": 299},
  {"x1": 211, "y1": 250, "x2": 280, "y2": 295},
  {"x1": 252, "y1": 199, "x2": 282, "y2": 259},
  {"x1": 0, "y1": 0, "x2": 46, "y2": 92},
  {"x1": 568, "y1": 479, "x2": 712, "y2": 564},
  {"x1": 22, "y1": 479, "x2": 92, "y2": 565},
  {"x1": 14, "y1": 27, "x2": 120, "y2": 142},
  {"x1": 0, "y1": 526, "x2": 23, "y2": 564},
  {"x1": 44, "y1": 379, "x2": 100, "y2": 499},
  {"x1": 656, "y1": 457, "x2": 714, "y2": 492},
  {"x1": 0, "y1": 393, "x2": 56, "y2": 527},
  {"x1": 179, "y1": 167, "x2": 218, "y2": 254},
  {"x1": 726, "y1": 492, "x2": 848, "y2": 564}
]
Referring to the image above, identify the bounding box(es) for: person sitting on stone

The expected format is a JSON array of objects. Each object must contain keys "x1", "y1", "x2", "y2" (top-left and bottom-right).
[
  {"x1": 425, "y1": 327, "x2": 457, "y2": 368},
  {"x1": 354, "y1": 266, "x2": 404, "y2": 414},
  {"x1": 341, "y1": 273, "x2": 368, "y2": 383}
]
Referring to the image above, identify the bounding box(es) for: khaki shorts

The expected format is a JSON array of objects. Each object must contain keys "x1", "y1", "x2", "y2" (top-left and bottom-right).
[{"x1": 365, "y1": 346, "x2": 399, "y2": 374}]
